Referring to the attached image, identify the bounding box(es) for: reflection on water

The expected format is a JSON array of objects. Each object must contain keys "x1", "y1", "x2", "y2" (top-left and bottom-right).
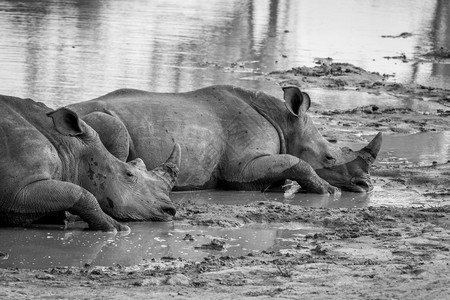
[
  {"x1": 172, "y1": 189, "x2": 372, "y2": 208},
  {"x1": 0, "y1": 222, "x2": 319, "y2": 269},
  {"x1": 308, "y1": 88, "x2": 447, "y2": 112},
  {"x1": 0, "y1": 0, "x2": 449, "y2": 107},
  {"x1": 343, "y1": 131, "x2": 450, "y2": 167},
  {"x1": 378, "y1": 131, "x2": 450, "y2": 166}
]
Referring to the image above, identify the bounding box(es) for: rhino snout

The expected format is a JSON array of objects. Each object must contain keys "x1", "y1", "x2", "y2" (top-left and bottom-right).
[
  {"x1": 161, "y1": 203, "x2": 176, "y2": 217},
  {"x1": 350, "y1": 176, "x2": 373, "y2": 193}
]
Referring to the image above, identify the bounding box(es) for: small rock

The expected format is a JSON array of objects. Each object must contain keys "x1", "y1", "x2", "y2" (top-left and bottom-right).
[
  {"x1": 165, "y1": 273, "x2": 190, "y2": 286},
  {"x1": 35, "y1": 274, "x2": 55, "y2": 280},
  {"x1": 195, "y1": 239, "x2": 226, "y2": 250},
  {"x1": 132, "y1": 278, "x2": 162, "y2": 286},
  {"x1": 90, "y1": 268, "x2": 104, "y2": 275},
  {"x1": 311, "y1": 245, "x2": 327, "y2": 255},
  {"x1": 183, "y1": 234, "x2": 195, "y2": 241},
  {"x1": 282, "y1": 180, "x2": 301, "y2": 199}
]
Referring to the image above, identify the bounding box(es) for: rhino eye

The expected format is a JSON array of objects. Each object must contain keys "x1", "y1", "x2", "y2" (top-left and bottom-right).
[
  {"x1": 125, "y1": 170, "x2": 137, "y2": 183},
  {"x1": 325, "y1": 155, "x2": 336, "y2": 166}
]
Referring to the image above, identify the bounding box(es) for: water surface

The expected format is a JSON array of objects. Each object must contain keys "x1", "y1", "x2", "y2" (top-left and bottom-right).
[
  {"x1": 0, "y1": 221, "x2": 319, "y2": 269},
  {"x1": 0, "y1": 0, "x2": 449, "y2": 106}
]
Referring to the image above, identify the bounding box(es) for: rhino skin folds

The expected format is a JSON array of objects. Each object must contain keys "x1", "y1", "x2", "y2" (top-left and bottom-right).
[
  {"x1": 68, "y1": 85, "x2": 382, "y2": 195},
  {"x1": 0, "y1": 95, "x2": 180, "y2": 231}
]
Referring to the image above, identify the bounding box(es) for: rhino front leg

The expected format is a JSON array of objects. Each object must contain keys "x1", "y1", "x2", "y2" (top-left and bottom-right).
[
  {"x1": 239, "y1": 154, "x2": 339, "y2": 194},
  {"x1": 15, "y1": 180, "x2": 130, "y2": 232}
]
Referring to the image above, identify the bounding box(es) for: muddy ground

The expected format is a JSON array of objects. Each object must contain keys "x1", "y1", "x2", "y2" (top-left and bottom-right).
[{"x1": 2, "y1": 59, "x2": 450, "y2": 299}]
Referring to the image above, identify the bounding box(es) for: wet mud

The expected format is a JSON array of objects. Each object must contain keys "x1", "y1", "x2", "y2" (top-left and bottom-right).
[
  {"x1": 2, "y1": 62, "x2": 450, "y2": 299},
  {"x1": 2, "y1": 204, "x2": 450, "y2": 299}
]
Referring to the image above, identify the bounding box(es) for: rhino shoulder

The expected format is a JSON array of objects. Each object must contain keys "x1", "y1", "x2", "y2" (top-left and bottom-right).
[{"x1": 97, "y1": 88, "x2": 150, "y2": 100}]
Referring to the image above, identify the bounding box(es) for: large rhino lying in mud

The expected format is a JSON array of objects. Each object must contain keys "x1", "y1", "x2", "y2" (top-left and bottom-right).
[
  {"x1": 0, "y1": 95, "x2": 181, "y2": 231},
  {"x1": 68, "y1": 85, "x2": 382, "y2": 194}
]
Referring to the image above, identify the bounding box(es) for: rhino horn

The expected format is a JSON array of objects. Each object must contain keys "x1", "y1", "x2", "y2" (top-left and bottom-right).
[
  {"x1": 357, "y1": 132, "x2": 383, "y2": 165},
  {"x1": 153, "y1": 144, "x2": 181, "y2": 189}
]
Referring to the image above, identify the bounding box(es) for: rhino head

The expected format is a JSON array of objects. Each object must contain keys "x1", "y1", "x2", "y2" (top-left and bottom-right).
[
  {"x1": 282, "y1": 87, "x2": 382, "y2": 192},
  {"x1": 48, "y1": 108, "x2": 180, "y2": 221},
  {"x1": 314, "y1": 133, "x2": 382, "y2": 192}
]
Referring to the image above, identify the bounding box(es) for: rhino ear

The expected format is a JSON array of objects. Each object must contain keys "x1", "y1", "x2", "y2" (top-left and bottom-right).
[
  {"x1": 283, "y1": 87, "x2": 311, "y2": 117},
  {"x1": 47, "y1": 108, "x2": 84, "y2": 136}
]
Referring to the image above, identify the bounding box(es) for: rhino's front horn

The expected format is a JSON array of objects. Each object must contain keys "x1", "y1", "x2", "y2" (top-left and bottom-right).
[
  {"x1": 357, "y1": 132, "x2": 383, "y2": 165},
  {"x1": 153, "y1": 144, "x2": 181, "y2": 189}
]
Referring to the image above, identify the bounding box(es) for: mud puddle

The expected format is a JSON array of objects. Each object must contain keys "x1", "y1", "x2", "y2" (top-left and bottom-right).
[
  {"x1": 172, "y1": 184, "x2": 446, "y2": 211},
  {"x1": 173, "y1": 190, "x2": 372, "y2": 208},
  {"x1": 1, "y1": 130, "x2": 448, "y2": 270},
  {"x1": 0, "y1": 222, "x2": 319, "y2": 269}
]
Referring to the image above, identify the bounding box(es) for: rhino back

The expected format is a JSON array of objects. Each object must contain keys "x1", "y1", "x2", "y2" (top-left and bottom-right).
[
  {"x1": 73, "y1": 86, "x2": 281, "y2": 189},
  {"x1": 0, "y1": 97, "x2": 62, "y2": 205}
]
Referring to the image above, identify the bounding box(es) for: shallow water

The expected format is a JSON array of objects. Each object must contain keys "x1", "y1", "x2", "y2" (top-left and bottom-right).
[
  {"x1": 353, "y1": 131, "x2": 450, "y2": 167},
  {"x1": 1, "y1": 131, "x2": 448, "y2": 269},
  {"x1": 375, "y1": 131, "x2": 450, "y2": 166},
  {"x1": 0, "y1": 0, "x2": 449, "y2": 106},
  {"x1": 308, "y1": 88, "x2": 448, "y2": 113},
  {"x1": 0, "y1": 222, "x2": 319, "y2": 269}
]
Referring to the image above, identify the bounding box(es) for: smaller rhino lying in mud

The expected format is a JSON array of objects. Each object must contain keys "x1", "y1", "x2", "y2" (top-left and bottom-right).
[
  {"x1": 68, "y1": 85, "x2": 382, "y2": 194},
  {"x1": 0, "y1": 95, "x2": 181, "y2": 231}
]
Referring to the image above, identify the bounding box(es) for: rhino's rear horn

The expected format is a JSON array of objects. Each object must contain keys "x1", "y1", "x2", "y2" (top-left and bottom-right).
[
  {"x1": 357, "y1": 132, "x2": 383, "y2": 164},
  {"x1": 153, "y1": 144, "x2": 181, "y2": 189}
]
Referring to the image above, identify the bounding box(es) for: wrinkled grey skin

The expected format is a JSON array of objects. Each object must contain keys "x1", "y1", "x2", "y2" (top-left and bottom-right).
[
  {"x1": 0, "y1": 95, "x2": 181, "y2": 232},
  {"x1": 68, "y1": 85, "x2": 382, "y2": 194}
]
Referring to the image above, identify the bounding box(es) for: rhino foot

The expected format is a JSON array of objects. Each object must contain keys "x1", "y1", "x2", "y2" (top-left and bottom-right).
[
  {"x1": 312, "y1": 181, "x2": 341, "y2": 195},
  {"x1": 91, "y1": 215, "x2": 131, "y2": 233},
  {"x1": 12, "y1": 180, "x2": 131, "y2": 233},
  {"x1": 328, "y1": 185, "x2": 341, "y2": 195}
]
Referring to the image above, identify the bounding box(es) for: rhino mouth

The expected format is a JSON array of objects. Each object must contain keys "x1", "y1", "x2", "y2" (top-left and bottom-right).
[
  {"x1": 315, "y1": 166, "x2": 374, "y2": 193},
  {"x1": 150, "y1": 203, "x2": 177, "y2": 222},
  {"x1": 160, "y1": 204, "x2": 176, "y2": 219},
  {"x1": 342, "y1": 177, "x2": 373, "y2": 193}
]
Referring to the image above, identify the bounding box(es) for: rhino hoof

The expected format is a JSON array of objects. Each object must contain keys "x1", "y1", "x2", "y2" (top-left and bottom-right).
[
  {"x1": 319, "y1": 183, "x2": 340, "y2": 195},
  {"x1": 117, "y1": 225, "x2": 131, "y2": 236},
  {"x1": 331, "y1": 187, "x2": 342, "y2": 197}
]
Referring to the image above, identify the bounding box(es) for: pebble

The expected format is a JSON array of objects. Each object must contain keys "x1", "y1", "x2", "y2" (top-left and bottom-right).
[{"x1": 165, "y1": 273, "x2": 190, "y2": 286}]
